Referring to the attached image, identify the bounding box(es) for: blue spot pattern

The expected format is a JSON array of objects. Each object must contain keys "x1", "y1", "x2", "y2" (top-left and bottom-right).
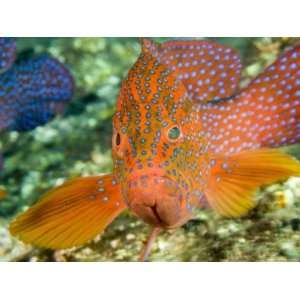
[
  {"x1": 0, "y1": 38, "x2": 74, "y2": 132},
  {"x1": 0, "y1": 38, "x2": 16, "y2": 73}
]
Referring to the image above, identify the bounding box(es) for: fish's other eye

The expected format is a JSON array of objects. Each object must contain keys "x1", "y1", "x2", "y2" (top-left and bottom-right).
[
  {"x1": 116, "y1": 133, "x2": 121, "y2": 146},
  {"x1": 113, "y1": 130, "x2": 127, "y2": 159},
  {"x1": 167, "y1": 125, "x2": 181, "y2": 142}
]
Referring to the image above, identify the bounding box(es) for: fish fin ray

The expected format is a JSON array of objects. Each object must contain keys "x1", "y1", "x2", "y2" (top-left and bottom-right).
[
  {"x1": 205, "y1": 148, "x2": 300, "y2": 217},
  {"x1": 10, "y1": 174, "x2": 126, "y2": 249}
]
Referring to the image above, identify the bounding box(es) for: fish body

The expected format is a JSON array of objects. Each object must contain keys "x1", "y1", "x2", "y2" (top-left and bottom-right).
[
  {"x1": 0, "y1": 55, "x2": 74, "y2": 131},
  {"x1": 0, "y1": 38, "x2": 74, "y2": 132},
  {"x1": 113, "y1": 39, "x2": 300, "y2": 223},
  {"x1": 10, "y1": 39, "x2": 300, "y2": 260},
  {"x1": 0, "y1": 38, "x2": 16, "y2": 73}
]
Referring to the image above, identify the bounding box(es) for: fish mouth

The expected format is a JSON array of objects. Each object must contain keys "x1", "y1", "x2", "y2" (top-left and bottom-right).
[
  {"x1": 151, "y1": 205, "x2": 163, "y2": 224},
  {"x1": 123, "y1": 173, "x2": 184, "y2": 228}
]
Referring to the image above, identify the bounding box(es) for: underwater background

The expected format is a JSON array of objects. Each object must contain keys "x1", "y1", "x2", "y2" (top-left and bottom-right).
[{"x1": 1, "y1": 37, "x2": 300, "y2": 262}]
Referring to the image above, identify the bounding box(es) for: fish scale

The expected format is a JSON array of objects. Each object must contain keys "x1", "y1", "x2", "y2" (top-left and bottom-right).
[{"x1": 10, "y1": 39, "x2": 300, "y2": 261}]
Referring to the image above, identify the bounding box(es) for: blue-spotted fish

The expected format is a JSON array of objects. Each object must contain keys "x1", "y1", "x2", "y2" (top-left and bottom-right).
[
  {"x1": 0, "y1": 37, "x2": 74, "y2": 199},
  {"x1": 10, "y1": 39, "x2": 300, "y2": 261},
  {"x1": 0, "y1": 37, "x2": 74, "y2": 132},
  {"x1": 0, "y1": 38, "x2": 16, "y2": 73}
]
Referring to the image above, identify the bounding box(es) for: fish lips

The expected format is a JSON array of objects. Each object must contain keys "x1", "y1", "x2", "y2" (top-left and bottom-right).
[{"x1": 124, "y1": 176, "x2": 183, "y2": 228}]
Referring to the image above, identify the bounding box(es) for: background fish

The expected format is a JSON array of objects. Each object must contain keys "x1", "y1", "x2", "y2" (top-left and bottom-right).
[
  {"x1": 0, "y1": 54, "x2": 74, "y2": 132},
  {"x1": 0, "y1": 38, "x2": 74, "y2": 199},
  {"x1": 0, "y1": 38, "x2": 16, "y2": 73},
  {"x1": 9, "y1": 39, "x2": 300, "y2": 260}
]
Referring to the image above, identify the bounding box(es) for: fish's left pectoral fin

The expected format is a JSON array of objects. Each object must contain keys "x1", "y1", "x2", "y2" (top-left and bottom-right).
[
  {"x1": 9, "y1": 174, "x2": 126, "y2": 249},
  {"x1": 205, "y1": 148, "x2": 300, "y2": 218}
]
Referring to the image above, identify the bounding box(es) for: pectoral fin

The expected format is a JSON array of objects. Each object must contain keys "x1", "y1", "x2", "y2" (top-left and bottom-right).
[
  {"x1": 205, "y1": 149, "x2": 300, "y2": 217},
  {"x1": 10, "y1": 174, "x2": 126, "y2": 249}
]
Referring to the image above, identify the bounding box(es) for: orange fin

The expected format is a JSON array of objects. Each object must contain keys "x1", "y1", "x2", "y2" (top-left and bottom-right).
[
  {"x1": 142, "y1": 38, "x2": 242, "y2": 103},
  {"x1": 10, "y1": 174, "x2": 126, "y2": 249},
  {"x1": 205, "y1": 148, "x2": 300, "y2": 217}
]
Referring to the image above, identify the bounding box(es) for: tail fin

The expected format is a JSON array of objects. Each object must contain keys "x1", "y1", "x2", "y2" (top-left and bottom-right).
[
  {"x1": 200, "y1": 44, "x2": 300, "y2": 154},
  {"x1": 0, "y1": 55, "x2": 74, "y2": 132},
  {"x1": 10, "y1": 175, "x2": 126, "y2": 249}
]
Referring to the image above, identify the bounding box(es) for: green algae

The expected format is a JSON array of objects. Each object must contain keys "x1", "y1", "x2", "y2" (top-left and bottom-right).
[{"x1": 1, "y1": 37, "x2": 300, "y2": 262}]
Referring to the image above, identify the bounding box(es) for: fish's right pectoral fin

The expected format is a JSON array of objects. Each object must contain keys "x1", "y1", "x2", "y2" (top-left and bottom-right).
[
  {"x1": 205, "y1": 148, "x2": 300, "y2": 218},
  {"x1": 10, "y1": 174, "x2": 126, "y2": 249}
]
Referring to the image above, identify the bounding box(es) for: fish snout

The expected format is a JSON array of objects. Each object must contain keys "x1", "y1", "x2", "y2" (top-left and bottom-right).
[{"x1": 124, "y1": 175, "x2": 183, "y2": 228}]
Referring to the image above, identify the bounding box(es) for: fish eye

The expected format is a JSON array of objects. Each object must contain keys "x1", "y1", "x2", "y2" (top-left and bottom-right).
[
  {"x1": 167, "y1": 125, "x2": 181, "y2": 141},
  {"x1": 113, "y1": 131, "x2": 126, "y2": 159},
  {"x1": 116, "y1": 133, "x2": 121, "y2": 146}
]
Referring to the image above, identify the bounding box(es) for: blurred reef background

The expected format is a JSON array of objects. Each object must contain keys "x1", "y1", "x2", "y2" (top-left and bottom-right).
[{"x1": 1, "y1": 37, "x2": 300, "y2": 261}]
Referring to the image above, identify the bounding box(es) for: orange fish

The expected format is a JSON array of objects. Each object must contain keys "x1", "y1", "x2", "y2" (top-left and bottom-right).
[{"x1": 9, "y1": 39, "x2": 300, "y2": 261}]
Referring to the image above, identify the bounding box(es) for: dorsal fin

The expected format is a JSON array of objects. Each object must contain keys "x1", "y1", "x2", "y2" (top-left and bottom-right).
[
  {"x1": 143, "y1": 39, "x2": 242, "y2": 103},
  {"x1": 197, "y1": 44, "x2": 300, "y2": 155}
]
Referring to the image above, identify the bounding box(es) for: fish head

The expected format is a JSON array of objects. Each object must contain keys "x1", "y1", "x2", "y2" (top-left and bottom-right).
[{"x1": 112, "y1": 39, "x2": 201, "y2": 228}]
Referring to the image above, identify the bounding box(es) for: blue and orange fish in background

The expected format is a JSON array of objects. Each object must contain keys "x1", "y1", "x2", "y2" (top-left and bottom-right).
[
  {"x1": 9, "y1": 39, "x2": 300, "y2": 260},
  {"x1": 0, "y1": 37, "x2": 74, "y2": 198}
]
